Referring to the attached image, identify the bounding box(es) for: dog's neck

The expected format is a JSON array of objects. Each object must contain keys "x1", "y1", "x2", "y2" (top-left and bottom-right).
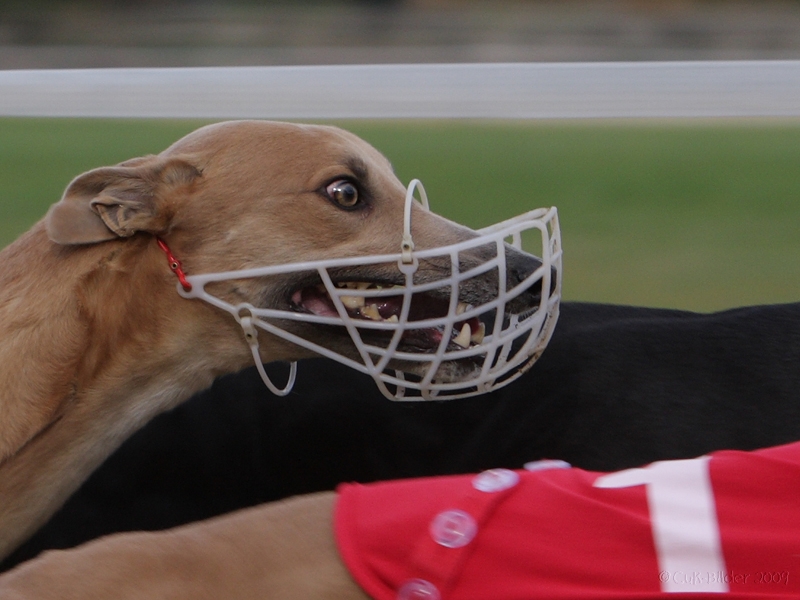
[{"x1": 0, "y1": 224, "x2": 245, "y2": 559}]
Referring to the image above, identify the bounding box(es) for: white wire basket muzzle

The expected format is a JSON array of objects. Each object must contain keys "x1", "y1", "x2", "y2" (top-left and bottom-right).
[{"x1": 177, "y1": 180, "x2": 562, "y2": 401}]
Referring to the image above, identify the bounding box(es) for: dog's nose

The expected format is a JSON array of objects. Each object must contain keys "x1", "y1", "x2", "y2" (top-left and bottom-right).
[{"x1": 504, "y1": 248, "x2": 554, "y2": 312}]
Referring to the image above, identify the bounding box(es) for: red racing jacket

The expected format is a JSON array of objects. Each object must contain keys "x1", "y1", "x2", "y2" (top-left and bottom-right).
[{"x1": 335, "y1": 442, "x2": 800, "y2": 600}]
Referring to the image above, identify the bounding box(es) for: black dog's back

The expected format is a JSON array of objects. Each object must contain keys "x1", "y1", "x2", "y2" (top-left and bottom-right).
[
  {"x1": 4, "y1": 301, "x2": 800, "y2": 569},
  {"x1": 532, "y1": 302, "x2": 800, "y2": 469}
]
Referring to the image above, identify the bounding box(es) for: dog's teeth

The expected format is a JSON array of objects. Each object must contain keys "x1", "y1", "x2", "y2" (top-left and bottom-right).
[
  {"x1": 340, "y1": 295, "x2": 365, "y2": 309},
  {"x1": 385, "y1": 315, "x2": 399, "y2": 323},
  {"x1": 456, "y1": 302, "x2": 469, "y2": 315},
  {"x1": 470, "y1": 322, "x2": 486, "y2": 345},
  {"x1": 453, "y1": 322, "x2": 472, "y2": 348},
  {"x1": 356, "y1": 282, "x2": 371, "y2": 290},
  {"x1": 361, "y1": 304, "x2": 381, "y2": 320}
]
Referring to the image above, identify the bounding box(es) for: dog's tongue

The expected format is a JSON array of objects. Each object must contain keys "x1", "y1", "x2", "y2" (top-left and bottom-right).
[
  {"x1": 293, "y1": 286, "x2": 404, "y2": 320},
  {"x1": 298, "y1": 293, "x2": 339, "y2": 317},
  {"x1": 291, "y1": 284, "x2": 485, "y2": 351}
]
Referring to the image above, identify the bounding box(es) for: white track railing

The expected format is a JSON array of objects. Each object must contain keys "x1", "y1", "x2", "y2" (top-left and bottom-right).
[{"x1": 1, "y1": 61, "x2": 799, "y2": 119}]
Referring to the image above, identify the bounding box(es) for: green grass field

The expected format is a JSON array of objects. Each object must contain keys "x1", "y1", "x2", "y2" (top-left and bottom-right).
[{"x1": 2, "y1": 118, "x2": 799, "y2": 312}]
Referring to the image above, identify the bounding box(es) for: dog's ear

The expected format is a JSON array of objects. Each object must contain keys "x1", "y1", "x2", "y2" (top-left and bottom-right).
[{"x1": 45, "y1": 156, "x2": 201, "y2": 245}]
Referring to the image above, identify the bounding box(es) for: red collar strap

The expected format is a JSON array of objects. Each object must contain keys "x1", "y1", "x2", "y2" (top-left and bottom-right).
[{"x1": 156, "y1": 237, "x2": 192, "y2": 291}]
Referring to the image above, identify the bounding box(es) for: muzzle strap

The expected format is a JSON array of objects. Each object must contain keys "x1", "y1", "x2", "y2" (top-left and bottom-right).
[
  {"x1": 157, "y1": 237, "x2": 298, "y2": 397},
  {"x1": 156, "y1": 237, "x2": 192, "y2": 292},
  {"x1": 401, "y1": 179, "x2": 429, "y2": 264},
  {"x1": 238, "y1": 308, "x2": 297, "y2": 396}
]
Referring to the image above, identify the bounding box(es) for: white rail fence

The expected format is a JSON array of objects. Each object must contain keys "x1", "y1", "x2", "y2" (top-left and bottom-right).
[{"x1": 1, "y1": 61, "x2": 799, "y2": 120}]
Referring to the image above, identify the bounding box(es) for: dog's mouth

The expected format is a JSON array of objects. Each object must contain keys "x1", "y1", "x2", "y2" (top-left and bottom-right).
[
  {"x1": 175, "y1": 199, "x2": 561, "y2": 399},
  {"x1": 290, "y1": 280, "x2": 486, "y2": 352}
]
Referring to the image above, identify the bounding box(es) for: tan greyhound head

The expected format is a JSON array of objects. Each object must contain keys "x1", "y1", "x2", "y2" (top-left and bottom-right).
[{"x1": 0, "y1": 120, "x2": 559, "y2": 559}]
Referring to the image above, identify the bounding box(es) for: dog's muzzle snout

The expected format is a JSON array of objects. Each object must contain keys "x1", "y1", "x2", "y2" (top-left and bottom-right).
[
  {"x1": 503, "y1": 249, "x2": 549, "y2": 312},
  {"x1": 175, "y1": 180, "x2": 562, "y2": 401}
]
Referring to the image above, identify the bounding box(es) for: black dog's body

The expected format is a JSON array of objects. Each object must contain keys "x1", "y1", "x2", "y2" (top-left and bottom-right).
[{"x1": 4, "y1": 301, "x2": 800, "y2": 569}]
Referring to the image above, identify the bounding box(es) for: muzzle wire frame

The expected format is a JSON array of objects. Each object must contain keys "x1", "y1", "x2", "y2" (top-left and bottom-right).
[{"x1": 178, "y1": 180, "x2": 562, "y2": 400}]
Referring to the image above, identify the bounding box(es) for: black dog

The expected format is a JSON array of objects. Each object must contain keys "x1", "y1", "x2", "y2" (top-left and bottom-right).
[{"x1": 4, "y1": 300, "x2": 800, "y2": 570}]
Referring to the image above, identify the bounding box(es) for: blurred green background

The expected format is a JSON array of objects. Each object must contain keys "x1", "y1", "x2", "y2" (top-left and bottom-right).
[
  {"x1": 2, "y1": 117, "x2": 799, "y2": 312},
  {"x1": 3, "y1": 1, "x2": 800, "y2": 69}
]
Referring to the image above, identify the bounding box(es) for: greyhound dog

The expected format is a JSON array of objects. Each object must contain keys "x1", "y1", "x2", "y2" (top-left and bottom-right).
[{"x1": 0, "y1": 120, "x2": 556, "y2": 563}]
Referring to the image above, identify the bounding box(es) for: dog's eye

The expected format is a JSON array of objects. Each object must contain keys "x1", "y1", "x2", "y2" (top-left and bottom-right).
[{"x1": 326, "y1": 180, "x2": 359, "y2": 208}]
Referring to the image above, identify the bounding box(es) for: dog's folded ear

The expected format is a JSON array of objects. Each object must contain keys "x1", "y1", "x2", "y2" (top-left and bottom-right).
[{"x1": 45, "y1": 156, "x2": 201, "y2": 245}]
